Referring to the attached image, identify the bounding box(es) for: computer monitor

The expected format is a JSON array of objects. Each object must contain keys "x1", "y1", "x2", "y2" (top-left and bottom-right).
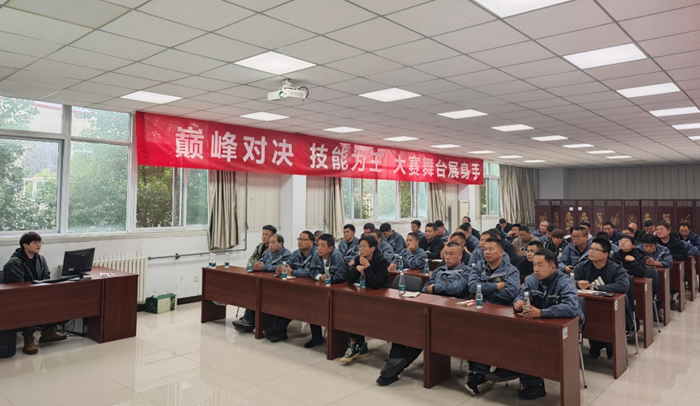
[{"x1": 61, "y1": 248, "x2": 95, "y2": 277}]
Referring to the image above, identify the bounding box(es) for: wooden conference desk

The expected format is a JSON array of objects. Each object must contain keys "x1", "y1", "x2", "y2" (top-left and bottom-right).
[
  {"x1": 670, "y1": 262, "x2": 686, "y2": 313},
  {"x1": 633, "y1": 278, "x2": 654, "y2": 348},
  {"x1": 655, "y1": 267, "x2": 671, "y2": 326},
  {"x1": 202, "y1": 266, "x2": 581, "y2": 406},
  {"x1": 579, "y1": 292, "x2": 626, "y2": 379},
  {"x1": 0, "y1": 267, "x2": 137, "y2": 343},
  {"x1": 684, "y1": 256, "x2": 697, "y2": 301},
  {"x1": 388, "y1": 268, "x2": 431, "y2": 286}
]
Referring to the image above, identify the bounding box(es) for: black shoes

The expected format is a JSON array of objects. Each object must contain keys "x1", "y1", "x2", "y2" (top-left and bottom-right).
[
  {"x1": 232, "y1": 318, "x2": 254, "y2": 333},
  {"x1": 464, "y1": 373, "x2": 494, "y2": 396},
  {"x1": 262, "y1": 326, "x2": 287, "y2": 342},
  {"x1": 304, "y1": 337, "x2": 325, "y2": 348},
  {"x1": 380, "y1": 358, "x2": 408, "y2": 379},
  {"x1": 376, "y1": 375, "x2": 399, "y2": 386},
  {"x1": 485, "y1": 368, "x2": 518, "y2": 382},
  {"x1": 518, "y1": 383, "x2": 546, "y2": 400}
]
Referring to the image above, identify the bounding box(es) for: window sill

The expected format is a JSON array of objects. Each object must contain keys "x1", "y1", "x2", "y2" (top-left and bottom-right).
[{"x1": 0, "y1": 228, "x2": 207, "y2": 247}]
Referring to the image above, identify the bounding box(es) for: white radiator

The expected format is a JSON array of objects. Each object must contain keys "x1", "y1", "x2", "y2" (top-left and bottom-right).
[{"x1": 94, "y1": 257, "x2": 148, "y2": 303}]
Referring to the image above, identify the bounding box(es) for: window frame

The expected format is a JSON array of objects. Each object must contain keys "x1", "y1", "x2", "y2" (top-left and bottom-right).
[
  {"x1": 481, "y1": 162, "x2": 501, "y2": 217},
  {"x1": 342, "y1": 178, "x2": 427, "y2": 222}
]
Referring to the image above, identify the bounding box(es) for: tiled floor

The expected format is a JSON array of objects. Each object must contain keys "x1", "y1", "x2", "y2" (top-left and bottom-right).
[{"x1": 2, "y1": 299, "x2": 700, "y2": 406}]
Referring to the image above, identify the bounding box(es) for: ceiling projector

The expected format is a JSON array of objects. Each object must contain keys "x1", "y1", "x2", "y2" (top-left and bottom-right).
[{"x1": 267, "y1": 79, "x2": 309, "y2": 101}]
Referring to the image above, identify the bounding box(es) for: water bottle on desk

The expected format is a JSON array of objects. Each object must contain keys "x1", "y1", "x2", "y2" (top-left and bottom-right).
[
  {"x1": 225, "y1": 253, "x2": 230, "y2": 268},
  {"x1": 246, "y1": 259, "x2": 253, "y2": 272},
  {"x1": 396, "y1": 255, "x2": 404, "y2": 272},
  {"x1": 523, "y1": 292, "x2": 531, "y2": 311},
  {"x1": 476, "y1": 284, "x2": 483, "y2": 309},
  {"x1": 211, "y1": 253, "x2": 217, "y2": 268},
  {"x1": 359, "y1": 274, "x2": 366, "y2": 288},
  {"x1": 398, "y1": 271, "x2": 406, "y2": 296},
  {"x1": 324, "y1": 267, "x2": 331, "y2": 287},
  {"x1": 281, "y1": 261, "x2": 288, "y2": 280},
  {"x1": 423, "y1": 260, "x2": 430, "y2": 275}
]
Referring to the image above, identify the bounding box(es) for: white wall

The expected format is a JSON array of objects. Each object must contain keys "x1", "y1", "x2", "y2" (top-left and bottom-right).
[{"x1": 538, "y1": 165, "x2": 700, "y2": 200}]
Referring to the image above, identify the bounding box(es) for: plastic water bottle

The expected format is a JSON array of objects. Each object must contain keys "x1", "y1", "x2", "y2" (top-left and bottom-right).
[
  {"x1": 211, "y1": 253, "x2": 217, "y2": 268},
  {"x1": 523, "y1": 292, "x2": 531, "y2": 311},
  {"x1": 208, "y1": 253, "x2": 213, "y2": 268},
  {"x1": 225, "y1": 253, "x2": 230, "y2": 268},
  {"x1": 397, "y1": 255, "x2": 404, "y2": 272},
  {"x1": 476, "y1": 284, "x2": 483, "y2": 309},
  {"x1": 398, "y1": 271, "x2": 406, "y2": 296},
  {"x1": 246, "y1": 259, "x2": 252, "y2": 272},
  {"x1": 424, "y1": 260, "x2": 430, "y2": 275},
  {"x1": 281, "y1": 261, "x2": 288, "y2": 280},
  {"x1": 324, "y1": 268, "x2": 331, "y2": 287},
  {"x1": 359, "y1": 274, "x2": 366, "y2": 288}
]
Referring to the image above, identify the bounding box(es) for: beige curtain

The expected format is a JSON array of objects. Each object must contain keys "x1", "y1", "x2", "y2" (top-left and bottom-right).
[
  {"x1": 207, "y1": 170, "x2": 239, "y2": 249},
  {"x1": 326, "y1": 177, "x2": 345, "y2": 240},
  {"x1": 427, "y1": 182, "x2": 446, "y2": 223},
  {"x1": 499, "y1": 165, "x2": 538, "y2": 225}
]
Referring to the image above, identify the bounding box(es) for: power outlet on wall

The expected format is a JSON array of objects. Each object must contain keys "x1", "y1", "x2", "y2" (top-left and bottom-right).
[{"x1": 194, "y1": 276, "x2": 200, "y2": 282}]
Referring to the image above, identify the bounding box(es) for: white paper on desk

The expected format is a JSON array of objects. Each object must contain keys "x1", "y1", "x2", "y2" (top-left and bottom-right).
[
  {"x1": 274, "y1": 275, "x2": 296, "y2": 279},
  {"x1": 577, "y1": 289, "x2": 601, "y2": 295},
  {"x1": 402, "y1": 292, "x2": 420, "y2": 298}
]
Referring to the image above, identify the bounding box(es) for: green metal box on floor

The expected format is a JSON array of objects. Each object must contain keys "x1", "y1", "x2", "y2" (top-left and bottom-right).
[{"x1": 145, "y1": 293, "x2": 177, "y2": 314}]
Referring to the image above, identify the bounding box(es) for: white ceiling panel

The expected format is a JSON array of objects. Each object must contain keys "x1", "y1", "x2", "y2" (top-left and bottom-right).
[
  {"x1": 70, "y1": 31, "x2": 165, "y2": 61},
  {"x1": 596, "y1": 0, "x2": 700, "y2": 21},
  {"x1": 656, "y1": 50, "x2": 700, "y2": 71},
  {"x1": 145, "y1": 105, "x2": 198, "y2": 116},
  {"x1": 9, "y1": 0, "x2": 128, "y2": 28},
  {"x1": 0, "y1": 31, "x2": 63, "y2": 58},
  {"x1": 281, "y1": 36, "x2": 364, "y2": 64},
  {"x1": 263, "y1": 0, "x2": 374, "y2": 34},
  {"x1": 475, "y1": 80, "x2": 538, "y2": 97},
  {"x1": 668, "y1": 66, "x2": 700, "y2": 82},
  {"x1": 216, "y1": 14, "x2": 315, "y2": 49},
  {"x1": 49, "y1": 89, "x2": 111, "y2": 104},
  {"x1": 226, "y1": 0, "x2": 290, "y2": 12},
  {"x1": 46, "y1": 47, "x2": 132, "y2": 71},
  {"x1": 326, "y1": 53, "x2": 403, "y2": 77},
  {"x1": 431, "y1": 88, "x2": 489, "y2": 103},
  {"x1": 101, "y1": 97, "x2": 158, "y2": 110},
  {"x1": 499, "y1": 89, "x2": 554, "y2": 103},
  {"x1": 401, "y1": 79, "x2": 463, "y2": 96},
  {"x1": 297, "y1": 87, "x2": 349, "y2": 101},
  {"x1": 413, "y1": 55, "x2": 489, "y2": 78},
  {"x1": 505, "y1": 0, "x2": 612, "y2": 39},
  {"x1": 0, "y1": 8, "x2": 91, "y2": 44},
  {"x1": 220, "y1": 85, "x2": 271, "y2": 99},
  {"x1": 366, "y1": 67, "x2": 435, "y2": 87},
  {"x1": 375, "y1": 39, "x2": 460, "y2": 66},
  {"x1": 526, "y1": 70, "x2": 595, "y2": 88},
  {"x1": 327, "y1": 18, "x2": 422, "y2": 52},
  {"x1": 537, "y1": 23, "x2": 631, "y2": 56},
  {"x1": 104, "y1": 0, "x2": 149, "y2": 8},
  {"x1": 285, "y1": 66, "x2": 355, "y2": 86},
  {"x1": 91, "y1": 72, "x2": 160, "y2": 89},
  {"x1": 169, "y1": 98, "x2": 222, "y2": 111},
  {"x1": 500, "y1": 57, "x2": 577, "y2": 79},
  {"x1": 200, "y1": 64, "x2": 273, "y2": 84},
  {"x1": 101, "y1": 11, "x2": 205, "y2": 47},
  {"x1": 183, "y1": 111, "x2": 232, "y2": 121},
  {"x1": 25, "y1": 59, "x2": 103, "y2": 80},
  {"x1": 175, "y1": 34, "x2": 265, "y2": 63},
  {"x1": 170, "y1": 76, "x2": 238, "y2": 92},
  {"x1": 470, "y1": 41, "x2": 555, "y2": 68},
  {"x1": 192, "y1": 92, "x2": 246, "y2": 105},
  {"x1": 602, "y1": 72, "x2": 674, "y2": 91},
  {"x1": 141, "y1": 50, "x2": 225, "y2": 75},
  {"x1": 115, "y1": 63, "x2": 190, "y2": 82},
  {"x1": 584, "y1": 59, "x2": 661, "y2": 81},
  {"x1": 326, "y1": 77, "x2": 388, "y2": 94},
  {"x1": 0, "y1": 66, "x2": 16, "y2": 80},
  {"x1": 433, "y1": 21, "x2": 528, "y2": 54},
  {"x1": 144, "y1": 83, "x2": 208, "y2": 98},
  {"x1": 447, "y1": 69, "x2": 516, "y2": 88},
  {"x1": 4, "y1": 69, "x2": 79, "y2": 89},
  {"x1": 386, "y1": 0, "x2": 495, "y2": 36},
  {"x1": 620, "y1": 5, "x2": 700, "y2": 41},
  {"x1": 639, "y1": 30, "x2": 700, "y2": 58},
  {"x1": 138, "y1": 0, "x2": 254, "y2": 31},
  {"x1": 0, "y1": 50, "x2": 38, "y2": 69},
  {"x1": 69, "y1": 81, "x2": 133, "y2": 97},
  {"x1": 547, "y1": 82, "x2": 609, "y2": 97},
  {"x1": 347, "y1": 0, "x2": 431, "y2": 15}
]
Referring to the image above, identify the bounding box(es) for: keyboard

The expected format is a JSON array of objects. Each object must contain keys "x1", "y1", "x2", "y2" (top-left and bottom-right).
[{"x1": 32, "y1": 275, "x2": 92, "y2": 284}]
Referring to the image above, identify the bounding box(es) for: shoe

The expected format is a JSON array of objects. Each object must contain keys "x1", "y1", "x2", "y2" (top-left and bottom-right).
[
  {"x1": 518, "y1": 384, "x2": 546, "y2": 400},
  {"x1": 267, "y1": 331, "x2": 288, "y2": 343},
  {"x1": 376, "y1": 375, "x2": 399, "y2": 386},
  {"x1": 23, "y1": 336, "x2": 38, "y2": 355},
  {"x1": 589, "y1": 347, "x2": 600, "y2": 359},
  {"x1": 304, "y1": 338, "x2": 324, "y2": 348},
  {"x1": 605, "y1": 344, "x2": 614, "y2": 359},
  {"x1": 232, "y1": 318, "x2": 254, "y2": 333},
  {"x1": 380, "y1": 358, "x2": 408, "y2": 379},
  {"x1": 39, "y1": 328, "x2": 67, "y2": 343},
  {"x1": 357, "y1": 342, "x2": 369, "y2": 358},
  {"x1": 625, "y1": 330, "x2": 634, "y2": 341},
  {"x1": 262, "y1": 326, "x2": 278, "y2": 340},
  {"x1": 485, "y1": 368, "x2": 518, "y2": 382},
  {"x1": 340, "y1": 343, "x2": 359, "y2": 363},
  {"x1": 464, "y1": 373, "x2": 494, "y2": 396}
]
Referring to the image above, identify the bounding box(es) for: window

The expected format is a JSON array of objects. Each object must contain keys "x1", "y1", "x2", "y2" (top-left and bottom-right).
[
  {"x1": 0, "y1": 138, "x2": 59, "y2": 232},
  {"x1": 0, "y1": 96, "x2": 208, "y2": 235},
  {"x1": 136, "y1": 167, "x2": 208, "y2": 228},
  {"x1": 481, "y1": 163, "x2": 500, "y2": 216},
  {"x1": 342, "y1": 178, "x2": 427, "y2": 221},
  {"x1": 0, "y1": 96, "x2": 62, "y2": 133}
]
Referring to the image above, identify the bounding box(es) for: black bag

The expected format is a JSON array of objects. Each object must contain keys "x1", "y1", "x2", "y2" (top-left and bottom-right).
[{"x1": 0, "y1": 330, "x2": 17, "y2": 358}]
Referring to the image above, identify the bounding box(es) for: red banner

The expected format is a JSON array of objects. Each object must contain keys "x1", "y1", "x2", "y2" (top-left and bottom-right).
[{"x1": 135, "y1": 112, "x2": 483, "y2": 185}]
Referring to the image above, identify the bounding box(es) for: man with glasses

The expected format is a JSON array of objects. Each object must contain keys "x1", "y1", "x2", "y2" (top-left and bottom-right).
[
  {"x1": 573, "y1": 238, "x2": 631, "y2": 359},
  {"x1": 3, "y1": 232, "x2": 67, "y2": 354},
  {"x1": 558, "y1": 227, "x2": 591, "y2": 274}
]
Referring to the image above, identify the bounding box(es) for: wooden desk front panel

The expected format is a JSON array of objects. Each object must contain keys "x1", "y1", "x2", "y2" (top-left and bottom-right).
[
  {"x1": 260, "y1": 279, "x2": 329, "y2": 326},
  {"x1": 430, "y1": 305, "x2": 569, "y2": 382},
  {"x1": 202, "y1": 267, "x2": 257, "y2": 310},
  {"x1": 332, "y1": 290, "x2": 426, "y2": 349},
  {"x1": 0, "y1": 281, "x2": 102, "y2": 330}
]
